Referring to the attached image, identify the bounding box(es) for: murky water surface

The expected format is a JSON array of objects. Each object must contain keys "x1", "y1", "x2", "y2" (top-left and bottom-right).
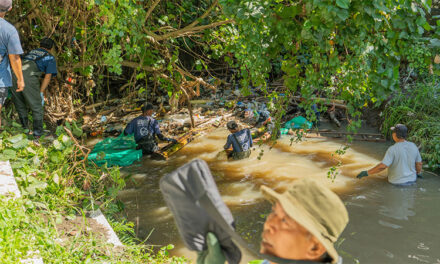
[{"x1": 118, "y1": 128, "x2": 440, "y2": 264}]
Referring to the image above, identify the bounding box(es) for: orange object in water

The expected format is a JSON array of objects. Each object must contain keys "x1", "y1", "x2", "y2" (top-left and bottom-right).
[{"x1": 90, "y1": 130, "x2": 103, "y2": 137}]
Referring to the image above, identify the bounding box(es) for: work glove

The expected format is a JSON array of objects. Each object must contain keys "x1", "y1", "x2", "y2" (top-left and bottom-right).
[
  {"x1": 356, "y1": 171, "x2": 369, "y2": 179},
  {"x1": 40, "y1": 92, "x2": 44, "y2": 106},
  {"x1": 169, "y1": 138, "x2": 177, "y2": 144},
  {"x1": 197, "y1": 232, "x2": 226, "y2": 264}
]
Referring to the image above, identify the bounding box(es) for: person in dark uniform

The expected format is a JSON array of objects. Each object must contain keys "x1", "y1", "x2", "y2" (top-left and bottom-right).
[
  {"x1": 124, "y1": 103, "x2": 177, "y2": 155},
  {"x1": 224, "y1": 120, "x2": 252, "y2": 160},
  {"x1": 11, "y1": 37, "x2": 57, "y2": 137}
]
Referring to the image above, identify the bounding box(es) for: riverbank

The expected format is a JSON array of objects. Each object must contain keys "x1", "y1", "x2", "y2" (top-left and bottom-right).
[{"x1": 0, "y1": 124, "x2": 187, "y2": 263}]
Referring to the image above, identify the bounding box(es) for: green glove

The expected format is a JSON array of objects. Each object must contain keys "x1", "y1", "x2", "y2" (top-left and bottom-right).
[
  {"x1": 197, "y1": 232, "x2": 226, "y2": 264},
  {"x1": 356, "y1": 171, "x2": 369, "y2": 179}
]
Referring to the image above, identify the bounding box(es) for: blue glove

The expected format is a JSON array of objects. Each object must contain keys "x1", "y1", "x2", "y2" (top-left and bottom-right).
[
  {"x1": 169, "y1": 138, "x2": 177, "y2": 144},
  {"x1": 356, "y1": 171, "x2": 369, "y2": 179},
  {"x1": 40, "y1": 92, "x2": 44, "y2": 106}
]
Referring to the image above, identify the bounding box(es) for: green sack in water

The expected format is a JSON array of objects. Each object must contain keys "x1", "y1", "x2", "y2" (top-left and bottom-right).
[
  {"x1": 88, "y1": 134, "x2": 142, "y2": 167},
  {"x1": 284, "y1": 116, "x2": 312, "y2": 130},
  {"x1": 280, "y1": 128, "x2": 289, "y2": 135}
]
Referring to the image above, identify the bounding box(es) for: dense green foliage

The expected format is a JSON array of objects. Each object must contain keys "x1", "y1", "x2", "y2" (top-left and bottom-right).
[
  {"x1": 0, "y1": 125, "x2": 186, "y2": 263},
  {"x1": 10, "y1": 0, "x2": 229, "y2": 102},
  {"x1": 220, "y1": 0, "x2": 437, "y2": 128},
  {"x1": 382, "y1": 81, "x2": 440, "y2": 169}
]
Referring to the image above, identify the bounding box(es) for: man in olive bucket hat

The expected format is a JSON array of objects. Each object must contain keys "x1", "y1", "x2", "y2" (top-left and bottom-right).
[
  {"x1": 194, "y1": 178, "x2": 349, "y2": 264},
  {"x1": 258, "y1": 178, "x2": 349, "y2": 264}
]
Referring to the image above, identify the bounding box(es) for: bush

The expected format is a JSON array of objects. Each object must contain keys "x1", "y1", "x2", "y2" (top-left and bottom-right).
[{"x1": 381, "y1": 81, "x2": 440, "y2": 169}]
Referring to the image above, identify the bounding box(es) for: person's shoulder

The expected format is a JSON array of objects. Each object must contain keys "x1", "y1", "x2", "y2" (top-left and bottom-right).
[
  {"x1": 406, "y1": 141, "x2": 419, "y2": 150},
  {"x1": 0, "y1": 19, "x2": 16, "y2": 31},
  {"x1": 37, "y1": 49, "x2": 56, "y2": 60},
  {"x1": 131, "y1": 115, "x2": 143, "y2": 122}
]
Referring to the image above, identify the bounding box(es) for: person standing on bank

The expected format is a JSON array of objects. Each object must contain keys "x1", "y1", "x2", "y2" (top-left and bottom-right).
[
  {"x1": 124, "y1": 103, "x2": 177, "y2": 155},
  {"x1": 357, "y1": 124, "x2": 423, "y2": 185},
  {"x1": 224, "y1": 120, "x2": 252, "y2": 160},
  {"x1": 0, "y1": 0, "x2": 25, "y2": 128},
  {"x1": 11, "y1": 37, "x2": 57, "y2": 137}
]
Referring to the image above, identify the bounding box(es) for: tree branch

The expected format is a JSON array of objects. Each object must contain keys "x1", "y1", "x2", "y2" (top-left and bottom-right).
[
  {"x1": 155, "y1": 20, "x2": 234, "y2": 41},
  {"x1": 60, "y1": 60, "x2": 160, "y2": 72},
  {"x1": 186, "y1": 0, "x2": 219, "y2": 29},
  {"x1": 144, "y1": 0, "x2": 161, "y2": 24}
]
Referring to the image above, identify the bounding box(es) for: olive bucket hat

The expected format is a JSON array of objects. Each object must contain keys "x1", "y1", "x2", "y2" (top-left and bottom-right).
[{"x1": 261, "y1": 178, "x2": 349, "y2": 264}]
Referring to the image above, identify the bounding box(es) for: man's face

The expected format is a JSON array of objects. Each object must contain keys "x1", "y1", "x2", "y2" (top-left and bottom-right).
[{"x1": 260, "y1": 202, "x2": 315, "y2": 260}]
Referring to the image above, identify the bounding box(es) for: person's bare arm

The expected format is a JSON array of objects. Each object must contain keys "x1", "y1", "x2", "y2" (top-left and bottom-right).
[
  {"x1": 416, "y1": 162, "x2": 423, "y2": 174},
  {"x1": 9, "y1": 54, "x2": 24, "y2": 92},
  {"x1": 367, "y1": 163, "x2": 388, "y2": 175},
  {"x1": 40, "y1": 73, "x2": 52, "y2": 93}
]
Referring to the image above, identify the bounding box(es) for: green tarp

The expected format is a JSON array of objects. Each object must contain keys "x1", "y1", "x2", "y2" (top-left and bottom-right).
[
  {"x1": 88, "y1": 134, "x2": 142, "y2": 167},
  {"x1": 280, "y1": 116, "x2": 312, "y2": 135}
]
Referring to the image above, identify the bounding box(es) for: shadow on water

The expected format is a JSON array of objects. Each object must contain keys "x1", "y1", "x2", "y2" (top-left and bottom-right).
[{"x1": 118, "y1": 128, "x2": 440, "y2": 263}]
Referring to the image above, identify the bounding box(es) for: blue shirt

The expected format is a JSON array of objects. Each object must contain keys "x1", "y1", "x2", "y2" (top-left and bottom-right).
[
  {"x1": 23, "y1": 48, "x2": 57, "y2": 76},
  {"x1": 224, "y1": 128, "x2": 253, "y2": 152},
  {"x1": 124, "y1": 115, "x2": 164, "y2": 142},
  {"x1": 0, "y1": 18, "x2": 23, "y2": 87}
]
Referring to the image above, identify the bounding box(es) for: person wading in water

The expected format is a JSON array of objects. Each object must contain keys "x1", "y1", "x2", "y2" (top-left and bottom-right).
[
  {"x1": 224, "y1": 120, "x2": 253, "y2": 160},
  {"x1": 124, "y1": 103, "x2": 177, "y2": 155},
  {"x1": 357, "y1": 123, "x2": 423, "y2": 185}
]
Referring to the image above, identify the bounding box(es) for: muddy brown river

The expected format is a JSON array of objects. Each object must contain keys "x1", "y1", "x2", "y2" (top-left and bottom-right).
[{"x1": 117, "y1": 128, "x2": 440, "y2": 264}]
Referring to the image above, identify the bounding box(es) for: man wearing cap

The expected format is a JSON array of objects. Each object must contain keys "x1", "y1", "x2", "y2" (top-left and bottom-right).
[
  {"x1": 224, "y1": 120, "x2": 252, "y2": 160},
  {"x1": 196, "y1": 178, "x2": 348, "y2": 264},
  {"x1": 356, "y1": 124, "x2": 423, "y2": 185},
  {"x1": 11, "y1": 37, "x2": 57, "y2": 137},
  {"x1": 258, "y1": 179, "x2": 348, "y2": 264},
  {"x1": 0, "y1": 0, "x2": 25, "y2": 128},
  {"x1": 124, "y1": 103, "x2": 177, "y2": 155}
]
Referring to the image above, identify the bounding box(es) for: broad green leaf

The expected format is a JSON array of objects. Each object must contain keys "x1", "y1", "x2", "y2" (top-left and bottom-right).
[
  {"x1": 7, "y1": 134, "x2": 24, "y2": 144},
  {"x1": 25, "y1": 186, "x2": 37, "y2": 196},
  {"x1": 13, "y1": 139, "x2": 29, "y2": 149},
  {"x1": 1, "y1": 149, "x2": 16, "y2": 160},
  {"x1": 336, "y1": 0, "x2": 349, "y2": 9},
  {"x1": 53, "y1": 140, "x2": 63, "y2": 150}
]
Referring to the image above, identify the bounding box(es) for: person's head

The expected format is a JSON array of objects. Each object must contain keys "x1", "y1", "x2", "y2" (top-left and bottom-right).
[
  {"x1": 0, "y1": 0, "x2": 12, "y2": 16},
  {"x1": 142, "y1": 103, "x2": 154, "y2": 116},
  {"x1": 40, "y1": 37, "x2": 55, "y2": 50},
  {"x1": 227, "y1": 121, "x2": 239, "y2": 133},
  {"x1": 391, "y1": 124, "x2": 407, "y2": 142},
  {"x1": 260, "y1": 178, "x2": 349, "y2": 263}
]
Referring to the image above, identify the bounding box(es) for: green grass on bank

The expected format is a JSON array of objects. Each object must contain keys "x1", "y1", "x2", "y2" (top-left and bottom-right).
[{"x1": 0, "y1": 124, "x2": 187, "y2": 263}]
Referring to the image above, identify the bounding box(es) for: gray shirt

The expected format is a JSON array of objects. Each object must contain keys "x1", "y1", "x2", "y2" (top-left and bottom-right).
[
  {"x1": 0, "y1": 18, "x2": 23, "y2": 87},
  {"x1": 382, "y1": 141, "x2": 422, "y2": 184}
]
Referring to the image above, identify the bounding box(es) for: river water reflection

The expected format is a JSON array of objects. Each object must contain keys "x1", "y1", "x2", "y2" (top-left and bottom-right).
[{"x1": 118, "y1": 128, "x2": 440, "y2": 264}]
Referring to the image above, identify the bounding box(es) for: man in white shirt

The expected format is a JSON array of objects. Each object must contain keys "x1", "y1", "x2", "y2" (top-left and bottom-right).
[{"x1": 357, "y1": 124, "x2": 423, "y2": 185}]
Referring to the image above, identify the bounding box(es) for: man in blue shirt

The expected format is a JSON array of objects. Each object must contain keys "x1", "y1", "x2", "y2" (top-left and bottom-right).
[
  {"x1": 224, "y1": 120, "x2": 252, "y2": 160},
  {"x1": 0, "y1": 0, "x2": 25, "y2": 129},
  {"x1": 124, "y1": 103, "x2": 177, "y2": 155},
  {"x1": 11, "y1": 37, "x2": 57, "y2": 137}
]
